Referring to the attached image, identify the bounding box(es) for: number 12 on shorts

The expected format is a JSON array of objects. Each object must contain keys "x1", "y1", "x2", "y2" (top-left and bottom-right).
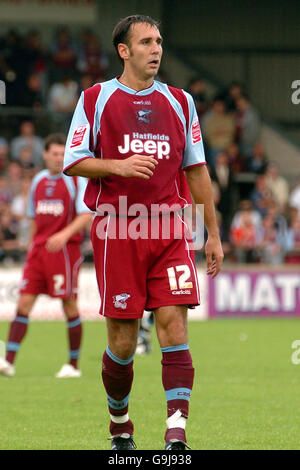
[{"x1": 167, "y1": 265, "x2": 193, "y2": 291}]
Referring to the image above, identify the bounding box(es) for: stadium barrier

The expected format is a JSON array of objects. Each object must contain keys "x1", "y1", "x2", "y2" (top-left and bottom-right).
[{"x1": 0, "y1": 265, "x2": 299, "y2": 321}]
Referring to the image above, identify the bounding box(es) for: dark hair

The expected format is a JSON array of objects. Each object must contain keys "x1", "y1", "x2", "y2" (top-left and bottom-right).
[
  {"x1": 112, "y1": 14, "x2": 160, "y2": 64},
  {"x1": 44, "y1": 133, "x2": 66, "y2": 151}
]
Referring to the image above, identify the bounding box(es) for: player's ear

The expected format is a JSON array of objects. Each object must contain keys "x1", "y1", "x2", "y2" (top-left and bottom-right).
[{"x1": 118, "y1": 43, "x2": 130, "y2": 61}]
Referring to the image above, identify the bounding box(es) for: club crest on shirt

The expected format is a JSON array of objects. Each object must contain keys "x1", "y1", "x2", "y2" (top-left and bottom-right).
[
  {"x1": 113, "y1": 293, "x2": 131, "y2": 309},
  {"x1": 46, "y1": 186, "x2": 54, "y2": 197},
  {"x1": 136, "y1": 109, "x2": 151, "y2": 124}
]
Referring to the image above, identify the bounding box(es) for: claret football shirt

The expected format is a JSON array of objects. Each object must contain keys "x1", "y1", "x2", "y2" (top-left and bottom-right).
[
  {"x1": 64, "y1": 78, "x2": 206, "y2": 214},
  {"x1": 27, "y1": 170, "x2": 89, "y2": 245}
]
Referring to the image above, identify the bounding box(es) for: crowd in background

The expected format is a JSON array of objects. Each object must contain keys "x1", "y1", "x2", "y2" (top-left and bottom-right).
[
  {"x1": 187, "y1": 78, "x2": 300, "y2": 264},
  {"x1": 0, "y1": 28, "x2": 300, "y2": 265},
  {"x1": 0, "y1": 28, "x2": 108, "y2": 110}
]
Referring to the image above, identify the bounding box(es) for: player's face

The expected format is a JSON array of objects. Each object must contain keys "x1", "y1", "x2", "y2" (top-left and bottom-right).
[
  {"x1": 124, "y1": 23, "x2": 163, "y2": 80},
  {"x1": 43, "y1": 144, "x2": 65, "y2": 175}
]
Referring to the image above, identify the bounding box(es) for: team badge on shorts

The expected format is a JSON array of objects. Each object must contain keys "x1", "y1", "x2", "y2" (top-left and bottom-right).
[{"x1": 113, "y1": 293, "x2": 131, "y2": 309}]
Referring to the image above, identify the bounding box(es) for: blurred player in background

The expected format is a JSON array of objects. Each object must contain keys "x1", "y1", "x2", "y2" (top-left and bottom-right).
[
  {"x1": 0, "y1": 133, "x2": 92, "y2": 378},
  {"x1": 64, "y1": 15, "x2": 223, "y2": 450}
]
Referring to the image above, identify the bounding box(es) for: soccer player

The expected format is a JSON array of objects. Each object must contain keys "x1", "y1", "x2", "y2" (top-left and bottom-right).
[
  {"x1": 63, "y1": 15, "x2": 223, "y2": 449},
  {"x1": 0, "y1": 133, "x2": 92, "y2": 378}
]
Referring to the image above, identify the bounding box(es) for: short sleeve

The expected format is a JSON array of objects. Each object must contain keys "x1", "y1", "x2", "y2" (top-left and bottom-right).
[
  {"x1": 63, "y1": 92, "x2": 96, "y2": 173},
  {"x1": 181, "y1": 91, "x2": 206, "y2": 169},
  {"x1": 27, "y1": 179, "x2": 36, "y2": 218}
]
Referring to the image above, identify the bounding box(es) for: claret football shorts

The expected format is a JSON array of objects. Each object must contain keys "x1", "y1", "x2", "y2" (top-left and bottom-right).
[
  {"x1": 91, "y1": 212, "x2": 201, "y2": 319},
  {"x1": 20, "y1": 243, "x2": 83, "y2": 299}
]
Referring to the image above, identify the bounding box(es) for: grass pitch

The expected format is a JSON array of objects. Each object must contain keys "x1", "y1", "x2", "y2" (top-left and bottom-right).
[{"x1": 0, "y1": 318, "x2": 300, "y2": 450}]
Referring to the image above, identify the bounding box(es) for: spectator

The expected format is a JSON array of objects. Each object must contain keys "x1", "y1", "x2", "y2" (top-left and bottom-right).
[
  {"x1": 25, "y1": 30, "x2": 47, "y2": 76},
  {"x1": 289, "y1": 176, "x2": 300, "y2": 215},
  {"x1": 188, "y1": 77, "x2": 208, "y2": 119},
  {"x1": 257, "y1": 214, "x2": 286, "y2": 264},
  {"x1": 77, "y1": 33, "x2": 108, "y2": 81},
  {"x1": 285, "y1": 216, "x2": 300, "y2": 263},
  {"x1": 267, "y1": 200, "x2": 288, "y2": 242},
  {"x1": 19, "y1": 72, "x2": 44, "y2": 109},
  {"x1": 250, "y1": 174, "x2": 274, "y2": 217},
  {"x1": 235, "y1": 95, "x2": 261, "y2": 157},
  {"x1": 11, "y1": 121, "x2": 44, "y2": 167},
  {"x1": 5, "y1": 161, "x2": 23, "y2": 197},
  {"x1": 246, "y1": 142, "x2": 269, "y2": 174},
  {"x1": 11, "y1": 177, "x2": 32, "y2": 251},
  {"x1": 0, "y1": 176, "x2": 13, "y2": 205},
  {"x1": 202, "y1": 98, "x2": 235, "y2": 166},
  {"x1": 226, "y1": 142, "x2": 244, "y2": 173},
  {"x1": 0, "y1": 138, "x2": 9, "y2": 174},
  {"x1": 265, "y1": 162, "x2": 289, "y2": 212},
  {"x1": 230, "y1": 204, "x2": 261, "y2": 263},
  {"x1": 0, "y1": 205, "x2": 20, "y2": 263},
  {"x1": 210, "y1": 151, "x2": 235, "y2": 239},
  {"x1": 51, "y1": 28, "x2": 77, "y2": 81},
  {"x1": 18, "y1": 146, "x2": 36, "y2": 170},
  {"x1": 48, "y1": 75, "x2": 79, "y2": 113},
  {"x1": 223, "y1": 81, "x2": 244, "y2": 113},
  {"x1": 231, "y1": 199, "x2": 262, "y2": 232}
]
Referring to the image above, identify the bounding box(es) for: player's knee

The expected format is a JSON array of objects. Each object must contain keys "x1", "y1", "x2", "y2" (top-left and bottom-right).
[
  {"x1": 161, "y1": 318, "x2": 188, "y2": 346},
  {"x1": 62, "y1": 299, "x2": 79, "y2": 319},
  {"x1": 110, "y1": 338, "x2": 136, "y2": 360},
  {"x1": 17, "y1": 296, "x2": 34, "y2": 316}
]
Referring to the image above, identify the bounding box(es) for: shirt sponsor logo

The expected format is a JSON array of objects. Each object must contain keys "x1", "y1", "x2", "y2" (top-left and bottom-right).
[
  {"x1": 191, "y1": 117, "x2": 201, "y2": 144},
  {"x1": 136, "y1": 109, "x2": 152, "y2": 123},
  {"x1": 118, "y1": 133, "x2": 170, "y2": 160},
  {"x1": 113, "y1": 293, "x2": 131, "y2": 309},
  {"x1": 171, "y1": 289, "x2": 191, "y2": 295},
  {"x1": 70, "y1": 125, "x2": 88, "y2": 148},
  {"x1": 133, "y1": 100, "x2": 151, "y2": 105},
  {"x1": 36, "y1": 200, "x2": 64, "y2": 216}
]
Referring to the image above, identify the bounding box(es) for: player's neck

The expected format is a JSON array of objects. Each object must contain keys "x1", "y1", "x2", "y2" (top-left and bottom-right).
[
  {"x1": 48, "y1": 170, "x2": 61, "y2": 177},
  {"x1": 118, "y1": 71, "x2": 154, "y2": 92}
]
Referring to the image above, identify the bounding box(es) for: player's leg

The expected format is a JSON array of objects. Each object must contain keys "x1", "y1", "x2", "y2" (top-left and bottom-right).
[
  {"x1": 91, "y1": 215, "x2": 147, "y2": 449},
  {"x1": 102, "y1": 317, "x2": 139, "y2": 449},
  {"x1": 154, "y1": 305, "x2": 194, "y2": 450},
  {"x1": 44, "y1": 243, "x2": 83, "y2": 378},
  {"x1": 55, "y1": 298, "x2": 83, "y2": 378},
  {"x1": 0, "y1": 294, "x2": 37, "y2": 377}
]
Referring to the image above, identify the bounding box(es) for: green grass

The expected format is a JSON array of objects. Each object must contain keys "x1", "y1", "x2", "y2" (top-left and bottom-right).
[{"x1": 0, "y1": 318, "x2": 300, "y2": 450}]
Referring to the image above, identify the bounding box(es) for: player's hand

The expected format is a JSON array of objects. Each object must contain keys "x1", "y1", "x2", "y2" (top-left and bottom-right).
[
  {"x1": 46, "y1": 231, "x2": 69, "y2": 252},
  {"x1": 116, "y1": 154, "x2": 158, "y2": 179},
  {"x1": 205, "y1": 235, "x2": 224, "y2": 278}
]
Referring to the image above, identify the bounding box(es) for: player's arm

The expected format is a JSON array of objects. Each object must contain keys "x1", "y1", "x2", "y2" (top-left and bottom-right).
[
  {"x1": 184, "y1": 164, "x2": 223, "y2": 278},
  {"x1": 46, "y1": 212, "x2": 92, "y2": 253},
  {"x1": 46, "y1": 176, "x2": 93, "y2": 252},
  {"x1": 63, "y1": 90, "x2": 157, "y2": 180},
  {"x1": 65, "y1": 155, "x2": 158, "y2": 180},
  {"x1": 29, "y1": 219, "x2": 36, "y2": 246},
  {"x1": 181, "y1": 90, "x2": 223, "y2": 278}
]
